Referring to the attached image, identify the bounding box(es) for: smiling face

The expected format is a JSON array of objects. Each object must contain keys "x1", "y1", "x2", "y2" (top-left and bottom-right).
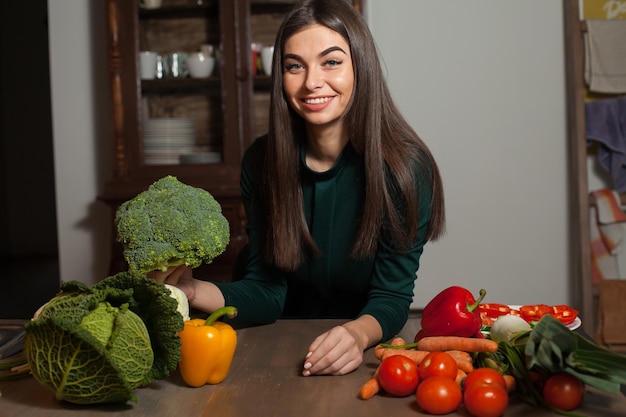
[{"x1": 282, "y1": 24, "x2": 354, "y2": 133}]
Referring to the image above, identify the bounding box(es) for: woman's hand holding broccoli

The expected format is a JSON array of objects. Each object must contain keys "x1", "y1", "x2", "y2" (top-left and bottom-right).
[
  {"x1": 148, "y1": 265, "x2": 195, "y2": 300},
  {"x1": 148, "y1": 265, "x2": 226, "y2": 314}
]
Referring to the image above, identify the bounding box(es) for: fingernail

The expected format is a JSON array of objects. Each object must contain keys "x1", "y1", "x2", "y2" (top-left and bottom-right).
[
  {"x1": 305, "y1": 351, "x2": 312, "y2": 359},
  {"x1": 302, "y1": 370, "x2": 311, "y2": 377},
  {"x1": 303, "y1": 362, "x2": 312, "y2": 370}
]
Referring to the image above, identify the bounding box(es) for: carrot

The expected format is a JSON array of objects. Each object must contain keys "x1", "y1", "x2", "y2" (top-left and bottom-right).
[
  {"x1": 388, "y1": 337, "x2": 407, "y2": 346},
  {"x1": 503, "y1": 374, "x2": 517, "y2": 393},
  {"x1": 359, "y1": 376, "x2": 381, "y2": 400},
  {"x1": 378, "y1": 348, "x2": 475, "y2": 373},
  {"x1": 359, "y1": 364, "x2": 382, "y2": 400},
  {"x1": 375, "y1": 337, "x2": 406, "y2": 359},
  {"x1": 455, "y1": 368, "x2": 467, "y2": 386},
  {"x1": 380, "y1": 348, "x2": 430, "y2": 363},
  {"x1": 417, "y1": 336, "x2": 498, "y2": 353},
  {"x1": 445, "y1": 350, "x2": 474, "y2": 373},
  {"x1": 374, "y1": 344, "x2": 386, "y2": 360}
]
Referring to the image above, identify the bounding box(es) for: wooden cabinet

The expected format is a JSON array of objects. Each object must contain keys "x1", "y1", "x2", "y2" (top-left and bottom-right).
[
  {"x1": 563, "y1": 0, "x2": 626, "y2": 336},
  {"x1": 563, "y1": 0, "x2": 592, "y2": 333},
  {"x1": 101, "y1": 0, "x2": 364, "y2": 281}
]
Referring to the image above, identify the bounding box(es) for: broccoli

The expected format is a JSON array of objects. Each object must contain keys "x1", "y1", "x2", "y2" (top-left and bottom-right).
[{"x1": 115, "y1": 176, "x2": 230, "y2": 273}]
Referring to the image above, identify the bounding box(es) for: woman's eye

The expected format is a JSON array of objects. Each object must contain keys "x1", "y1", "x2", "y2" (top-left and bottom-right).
[
  {"x1": 325, "y1": 59, "x2": 342, "y2": 68},
  {"x1": 285, "y1": 62, "x2": 303, "y2": 72}
]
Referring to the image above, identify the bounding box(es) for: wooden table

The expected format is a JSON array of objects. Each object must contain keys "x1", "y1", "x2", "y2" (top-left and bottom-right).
[{"x1": 1, "y1": 318, "x2": 625, "y2": 417}]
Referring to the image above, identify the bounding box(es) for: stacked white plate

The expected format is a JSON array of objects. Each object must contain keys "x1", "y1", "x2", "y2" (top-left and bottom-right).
[{"x1": 143, "y1": 118, "x2": 195, "y2": 165}]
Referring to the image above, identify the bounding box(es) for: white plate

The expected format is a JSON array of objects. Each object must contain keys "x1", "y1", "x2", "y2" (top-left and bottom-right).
[{"x1": 507, "y1": 305, "x2": 581, "y2": 331}]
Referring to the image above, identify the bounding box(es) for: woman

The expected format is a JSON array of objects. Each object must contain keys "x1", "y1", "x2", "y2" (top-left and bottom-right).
[{"x1": 151, "y1": 0, "x2": 444, "y2": 376}]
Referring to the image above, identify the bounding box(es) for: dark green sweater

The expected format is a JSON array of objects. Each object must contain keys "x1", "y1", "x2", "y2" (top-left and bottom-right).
[{"x1": 215, "y1": 136, "x2": 432, "y2": 340}]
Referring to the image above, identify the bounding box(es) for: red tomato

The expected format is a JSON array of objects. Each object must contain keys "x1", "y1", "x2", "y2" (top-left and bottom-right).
[
  {"x1": 463, "y1": 368, "x2": 507, "y2": 391},
  {"x1": 543, "y1": 373, "x2": 585, "y2": 411},
  {"x1": 416, "y1": 376, "x2": 463, "y2": 415},
  {"x1": 463, "y1": 382, "x2": 509, "y2": 417},
  {"x1": 418, "y1": 351, "x2": 458, "y2": 381},
  {"x1": 377, "y1": 355, "x2": 419, "y2": 397}
]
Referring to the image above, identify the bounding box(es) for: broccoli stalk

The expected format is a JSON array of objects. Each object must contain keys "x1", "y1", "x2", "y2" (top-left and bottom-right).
[{"x1": 115, "y1": 176, "x2": 230, "y2": 274}]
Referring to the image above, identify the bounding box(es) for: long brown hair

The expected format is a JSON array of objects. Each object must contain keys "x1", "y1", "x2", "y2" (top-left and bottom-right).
[{"x1": 263, "y1": 0, "x2": 445, "y2": 270}]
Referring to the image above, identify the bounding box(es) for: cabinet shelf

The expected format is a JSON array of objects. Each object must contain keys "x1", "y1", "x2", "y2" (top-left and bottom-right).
[
  {"x1": 141, "y1": 76, "x2": 270, "y2": 94},
  {"x1": 141, "y1": 77, "x2": 221, "y2": 93},
  {"x1": 138, "y1": 3, "x2": 218, "y2": 19}
]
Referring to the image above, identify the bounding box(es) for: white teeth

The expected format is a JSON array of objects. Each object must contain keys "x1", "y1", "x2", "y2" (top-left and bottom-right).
[{"x1": 304, "y1": 97, "x2": 332, "y2": 104}]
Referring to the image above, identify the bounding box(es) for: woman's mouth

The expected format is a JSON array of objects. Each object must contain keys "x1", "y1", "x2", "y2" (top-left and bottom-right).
[{"x1": 303, "y1": 96, "x2": 333, "y2": 105}]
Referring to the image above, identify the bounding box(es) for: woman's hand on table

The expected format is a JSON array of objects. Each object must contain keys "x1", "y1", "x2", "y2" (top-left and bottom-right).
[
  {"x1": 302, "y1": 315, "x2": 383, "y2": 376},
  {"x1": 302, "y1": 325, "x2": 364, "y2": 376}
]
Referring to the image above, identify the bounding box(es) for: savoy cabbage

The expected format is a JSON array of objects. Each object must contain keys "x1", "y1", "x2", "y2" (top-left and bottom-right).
[{"x1": 23, "y1": 271, "x2": 183, "y2": 404}]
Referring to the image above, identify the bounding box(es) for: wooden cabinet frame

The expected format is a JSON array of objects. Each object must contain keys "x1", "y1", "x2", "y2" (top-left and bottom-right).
[{"x1": 102, "y1": 0, "x2": 366, "y2": 281}]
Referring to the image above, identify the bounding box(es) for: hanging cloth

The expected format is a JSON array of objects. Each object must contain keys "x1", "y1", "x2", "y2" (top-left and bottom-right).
[
  {"x1": 584, "y1": 19, "x2": 626, "y2": 94},
  {"x1": 589, "y1": 189, "x2": 626, "y2": 284},
  {"x1": 585, "y1": 97, "x2": 626, "y2": 192}
]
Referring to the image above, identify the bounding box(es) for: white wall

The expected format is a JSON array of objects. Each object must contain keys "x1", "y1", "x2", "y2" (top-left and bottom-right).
[
  {"x1": 48, "y1": 1, "x2": 571, "y2": 307},
  {"x1": 368, "y1": 1, "x2": 569, "y2": 308},
  {"x1": 48, "y1": 0, "x2": 112, "y2": 285}
]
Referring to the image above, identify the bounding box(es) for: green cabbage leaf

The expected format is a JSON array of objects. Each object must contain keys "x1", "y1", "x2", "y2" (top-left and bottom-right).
[{"x1": 23, "y1": 271, "x2": 183, "y2": 404}]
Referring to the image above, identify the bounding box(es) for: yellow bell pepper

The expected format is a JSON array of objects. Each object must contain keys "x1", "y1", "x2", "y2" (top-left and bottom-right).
[{"x1": 178, "y1": 306, "x2": 238, "y2": 387}]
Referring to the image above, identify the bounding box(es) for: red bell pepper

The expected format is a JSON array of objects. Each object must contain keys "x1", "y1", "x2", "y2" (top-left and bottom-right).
[
  {"x1": 519, "y1": 304, "x2": 578, "y2": 325},
  {"x1": 550, "y1": 305, "x2": 579, "y2": 325},
  {"x1": 519, "y1": 304, "x2": 553, "y2": 323},
  {"x1": 420, "y1": 286, "x2": 487, "y2": 338},
  {"x1": 479, "y1": 303, "x2": 511, "y2": 320}
]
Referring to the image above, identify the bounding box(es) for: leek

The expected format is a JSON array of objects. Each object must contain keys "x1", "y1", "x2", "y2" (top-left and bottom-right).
[
  {"x1": 475, "y1": 315, "x2": 626, "y2": 417},
  {"x1": 526, "y1": 315, "x2": 626, "y2": 394}
]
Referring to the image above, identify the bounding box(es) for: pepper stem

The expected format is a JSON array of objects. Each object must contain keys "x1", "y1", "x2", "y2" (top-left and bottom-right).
[
  {"x1": 205, "y1": 306, "x2": 238, "y2": 326},
  {"x1": 467, "y1": 289, "x2": 487, "y2": 313}
]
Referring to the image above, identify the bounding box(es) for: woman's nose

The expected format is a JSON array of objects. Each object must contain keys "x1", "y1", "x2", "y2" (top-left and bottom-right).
[{"x1": 305, "y1": 67, "x2": 323, "y2": 90}]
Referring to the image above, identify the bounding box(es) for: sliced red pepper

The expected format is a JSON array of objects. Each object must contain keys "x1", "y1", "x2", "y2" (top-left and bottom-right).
[
  {"x1": 550, "y1": 305, "x2": 579, "y2": 325},
  {"x1": 519, "y1": 304, "x2": 553, "y2": 322},
  {"x1": 479, "y1": 303, "x2": 511, "y2": 319}
]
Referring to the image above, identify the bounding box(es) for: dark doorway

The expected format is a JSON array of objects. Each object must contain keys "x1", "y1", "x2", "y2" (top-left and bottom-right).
[{"x1": 0, "y1": 0, "x2": 60, "y2": 319}]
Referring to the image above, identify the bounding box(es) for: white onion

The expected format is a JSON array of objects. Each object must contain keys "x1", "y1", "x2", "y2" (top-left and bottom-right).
[{"x1": 490, "y1": 314, "x2": 531, "y2": 342}]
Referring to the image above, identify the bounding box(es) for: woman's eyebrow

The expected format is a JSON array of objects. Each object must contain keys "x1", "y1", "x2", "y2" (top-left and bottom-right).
[
  {"x1": 319, "y1": 46, "x2": 347, "y2": 57},
  {"x1": 283, "y1": 53, "x2": 302, "y2": 61},
  {"x1": 283, "y1": 46, "x2": 348, "y2": 62}
]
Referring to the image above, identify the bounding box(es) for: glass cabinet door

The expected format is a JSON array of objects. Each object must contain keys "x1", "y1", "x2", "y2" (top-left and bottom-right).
[
  {"x1": 249, "y1": 1, "x2": 296, "y2": 140},
  {"x1": 103, "y1": 0, "x2": 365, "y2": 279},
  {"x1": 138, "y1": 2, "x2": 223, "y2": 168}
]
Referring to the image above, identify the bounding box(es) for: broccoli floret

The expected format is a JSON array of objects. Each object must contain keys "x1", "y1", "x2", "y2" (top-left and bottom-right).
[{"x1": 115, "y1": 176, "x2": 230, "y2": 273}]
